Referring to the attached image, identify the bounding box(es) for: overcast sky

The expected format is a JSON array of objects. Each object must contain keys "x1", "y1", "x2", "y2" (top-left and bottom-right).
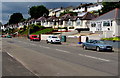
[{"x1": 0, "y1": 0, "x2": 103, "y2": 25}]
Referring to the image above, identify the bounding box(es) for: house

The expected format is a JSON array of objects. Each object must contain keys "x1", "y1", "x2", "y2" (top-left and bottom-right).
[
  {"x1": 58, "y1": 12, "x2": 95, "y2": 31},
  {"x1": 90, "y1": 8, "x2": 120, "y2": 37},
  {"x1": 73, "y1": 3, "x2": 103, "y2": 13},
  {"x1": 36, "y1": 16, "x2": 47, "y2": 26},
  {"x1": 49, "y1": 8, "x2": 62, "y2": 17},
  {"x1": 49, "y1": 6, "x2": 74, "y2": 17}
]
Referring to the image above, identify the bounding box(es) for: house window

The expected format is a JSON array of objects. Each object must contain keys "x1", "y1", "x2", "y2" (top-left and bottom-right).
[
  {"x1": 103, "y1": 21, "x2": 110, "y2": 26},
  {"x1": 50, "y1": 22, "x2": 53, "y2": 25},
  {"x1": 76, "y1": 19, "x2": 81, "y2": 26},
  {"x1": 67, "y1": 20, "x2": 73, "y2": 26},
  {"x1": 91, "y1": 22, "x2": 96, "y2": 27}
]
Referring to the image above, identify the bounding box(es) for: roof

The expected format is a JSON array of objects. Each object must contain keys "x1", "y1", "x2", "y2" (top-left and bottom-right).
[
  {"x1": 92, "y1": 8, "x2": 120, "y2": 21},
  {"x1": 47, "y1": 16, "x2": 58, "y2": 21},
  {"x1": 60, "y1": 14, "x2": 72, "y2": 21},
  {"x1": 82, "y1": 12, "x2": 96, "y2": 20},
  {"x1": 36, "y1": 16, "x2": 46, "y2": 22}
]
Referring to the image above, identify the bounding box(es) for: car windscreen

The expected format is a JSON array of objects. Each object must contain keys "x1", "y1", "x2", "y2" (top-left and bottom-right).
[
  {"x1": 52, "y1": 36, "x2": 57, "y2": 38},
  {"x1": 95, "y1": 40, "x2": 105, "y2": 44},
  {"x1": 32, "y1": 36, "x2": 38, "y2": 38}
]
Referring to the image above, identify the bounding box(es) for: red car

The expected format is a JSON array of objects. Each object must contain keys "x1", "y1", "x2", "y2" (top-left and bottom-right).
[{"x1": 29, "y1": 35, "x2": 40, "y2": 41}]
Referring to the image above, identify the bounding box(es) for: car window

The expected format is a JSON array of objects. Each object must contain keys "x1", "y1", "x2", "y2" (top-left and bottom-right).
[
  {"x1": 96, "y1": 40, "x2": 105, "y2": 44},
  {"x1": 32, "y1": 36, "x2": 38, "y2": 38},
  {"x1": 52, "y1": 36, "x2": 57, "y2": 38},
  {"x1": 87, "y1": 40, "x2": 94, "y2": 43}
]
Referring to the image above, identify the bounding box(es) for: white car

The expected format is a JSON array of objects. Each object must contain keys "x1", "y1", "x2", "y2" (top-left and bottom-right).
[{"x1": 46, "y1": 36, "x2": 61, "y2": 44}]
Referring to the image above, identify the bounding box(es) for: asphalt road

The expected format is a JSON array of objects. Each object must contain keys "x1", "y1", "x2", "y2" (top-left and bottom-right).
[{"x1": 2, "y1": 38, "x2": 118, "y2": 76}]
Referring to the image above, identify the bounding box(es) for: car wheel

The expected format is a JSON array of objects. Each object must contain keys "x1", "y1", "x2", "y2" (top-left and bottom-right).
[
  {"x1": 96, "y1": 47, "x2": 100, "y2": 52},
  {"x1": 46, "y1": 40, "x2": 49, "y2": 44},
  {"x1": 51, "y1": 40, "x2": 53, "y2": 44},
  {"x1": 83, "y1": 46, "x2": 87, "y2": 50}
]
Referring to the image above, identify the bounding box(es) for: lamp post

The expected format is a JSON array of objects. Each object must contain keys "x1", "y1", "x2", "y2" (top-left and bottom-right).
[{"x1": 27, "y1": 5, "x2": 30, "y2": 38}]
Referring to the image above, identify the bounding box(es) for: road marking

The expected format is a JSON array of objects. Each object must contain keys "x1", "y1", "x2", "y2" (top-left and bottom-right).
[
  {"x1": 55, "y1": 49, "x2": 71, "y2": 54},
  {"x1": 30, "y1": 43, "x2": 36, "y2": 46},
  {"x1": 42, "y1": 46, "x2": 50, "y2": 49},
  {"x1": 78, "y1": 54, "x2": 110, "y2": 62},
  {"x1": 6, "y1": 52, "x2": 14, "y2": 58}
]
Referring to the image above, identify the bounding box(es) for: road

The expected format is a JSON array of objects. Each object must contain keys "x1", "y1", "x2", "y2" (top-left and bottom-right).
[{"x1": 2, "y1": 38, "x2": 118, "y2": 76}]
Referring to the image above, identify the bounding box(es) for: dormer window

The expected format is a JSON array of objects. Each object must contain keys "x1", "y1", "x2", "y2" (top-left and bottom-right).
[{"x1": 76, "y1": 18, "x2": 81, "y2": 26}]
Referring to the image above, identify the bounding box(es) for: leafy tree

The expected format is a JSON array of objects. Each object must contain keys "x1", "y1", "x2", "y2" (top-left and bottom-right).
[
  {"x1": 100, "y1": 2, "x2": 120, "y2": 15},
  {"x1": 9, "y1": 13, "x2": 24, "y2": 24},
  {"x1": 28, "y1": 5, "x2": 49, "y2": 19}
]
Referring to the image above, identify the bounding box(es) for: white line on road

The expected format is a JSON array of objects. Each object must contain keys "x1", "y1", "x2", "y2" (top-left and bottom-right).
[
  {"x1": 78, "y1": 54, "x2": 110, "y2": 62},
  {"x1": 55, "y1": 49, "x2": 71, "y2": 54},
  {"x1": 6, "y1": 52, "x2": 14, "y2": 58},
  {"x1": 42, "y1": 46, "x2": 50, "y2": 49},
  {"x1": 30, "y1": 43, "x2": 36, "y2": 46}
]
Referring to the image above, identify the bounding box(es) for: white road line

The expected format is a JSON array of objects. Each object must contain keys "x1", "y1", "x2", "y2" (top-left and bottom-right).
[
  {"x1": 30, "y1": 43, "x2": 36, "y2": 46},
  {"x1": 6, "y1": 52, "x2": 14, "y2": 58},
  {"x1": 78, "y1": 54, "x2": 110, "y2": 62},
  {"x1": 55, "y1": 49, "x2": 71, "y2": 54},
  {"x1": 42, "y1": 46, "x2": 50, "y2": 49}
]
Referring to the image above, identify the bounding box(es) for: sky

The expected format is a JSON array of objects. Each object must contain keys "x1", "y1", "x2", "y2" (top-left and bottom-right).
[{"x1": 0, "y1": 0, "x2": 104, "y2": 25}]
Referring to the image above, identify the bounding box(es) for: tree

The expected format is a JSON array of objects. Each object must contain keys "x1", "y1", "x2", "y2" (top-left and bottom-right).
[
  {"x1": 100, "y1": 2, "x2": 120, "y2": 15},
  {"x1": 9, "y1": 13, "x2": 24, "y2": 24},
  {"x1": 28, "y1": 5, "x2": 49, "y2": 19}
]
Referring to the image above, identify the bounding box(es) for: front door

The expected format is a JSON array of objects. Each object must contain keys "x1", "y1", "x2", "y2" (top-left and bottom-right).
[{"x1": 96, "y1": 22, "x2": 102, "y2": 31}]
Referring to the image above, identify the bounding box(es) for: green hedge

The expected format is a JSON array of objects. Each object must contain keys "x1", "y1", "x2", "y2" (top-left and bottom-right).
[
  {"x1": 31, "y1": 28, "x2": 53, "y2": 35},
  {"x1": 101, "y1": 37, "x2": 120, "y2": 41}
]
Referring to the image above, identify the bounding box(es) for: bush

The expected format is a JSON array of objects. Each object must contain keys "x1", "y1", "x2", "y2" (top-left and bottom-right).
[
  {"x1": 101, "y1": 37, "x2": 120, "y2": 41},
  {"x1": 69, "y1": 27, "x2": 74, "y2": 29}
]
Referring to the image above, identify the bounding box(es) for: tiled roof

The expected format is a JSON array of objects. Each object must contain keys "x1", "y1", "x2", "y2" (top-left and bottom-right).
[
  {"x1": 47, "y1": 16, "x2": 58, "y2": 21},
  {"x1": 92, "y1": 8, "x2": 120, "y2": 21},
  {"x1": 82, "y1": 12, "x2": 96, "y2": 20},
  {"x1": 36, "y1": 16, "x2": 46, "y2": 22}
]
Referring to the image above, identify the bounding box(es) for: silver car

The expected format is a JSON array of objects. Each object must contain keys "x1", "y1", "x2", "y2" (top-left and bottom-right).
[{"x1": 82, "y1": 40, "x2": 113, "y2": 52}]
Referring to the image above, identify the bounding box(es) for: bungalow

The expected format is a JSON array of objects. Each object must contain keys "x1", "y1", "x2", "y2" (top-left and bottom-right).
[
  {"x1": 90, "y1": 8, "x2": 120, "y2": 37},
  {"x1": 58, "y1": 12, "x2": 95, "y2": 31},
  {"x1": 36, "y1": 16, "x2": 47, "y2": 26}
]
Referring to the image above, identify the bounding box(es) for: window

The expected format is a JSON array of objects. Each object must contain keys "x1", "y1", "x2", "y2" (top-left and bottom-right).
[
  {"x1": 50, "y1": 22, "x2": 53, "y2": 25},
  {"x1": 91, "y1": 22, "x2": 96, "y2": 27},
  {"x1": 76, "y1": 19, "x2": 81, "y2": 26},
  {"x1": 67, "y1": 20, "x2": 73, "y2": 26},
  {"x1": 103, "y1": 21, "x2": 110, "y2": 26}
]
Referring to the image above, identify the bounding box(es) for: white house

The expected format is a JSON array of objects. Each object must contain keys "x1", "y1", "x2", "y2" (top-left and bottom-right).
[
  {"x1": 73, "y1": 3, "x2": 103, "y2": 13},
  {"x1": 90, "y1": 8, "x2": 120, "y2": 37}
]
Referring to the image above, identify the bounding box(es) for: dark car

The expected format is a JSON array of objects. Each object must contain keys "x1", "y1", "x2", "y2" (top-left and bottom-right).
[
  {"x1": 6, "y1": 35, "x2": 12, "y2": 38},
  {"x1": 82, "y1": 40, "x2": 113, "y2": 51}
]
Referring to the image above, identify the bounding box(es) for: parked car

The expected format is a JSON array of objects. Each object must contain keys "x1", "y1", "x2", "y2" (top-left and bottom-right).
[
  {"x1": 29, "y1": 35, "x2": 40, "y2": 41},
  {"x1": 82, "y1": 40, "x2": 113, "y2": 51},
  {"x1": 46, "y1": 36, "x2": 61, "y2": 44},
  {"x1": 6, "y1": 35, "x2": 12, "y2": 38},
  {"x1": 1, "y1": 35, "x2": 6, "y2": 38}
]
